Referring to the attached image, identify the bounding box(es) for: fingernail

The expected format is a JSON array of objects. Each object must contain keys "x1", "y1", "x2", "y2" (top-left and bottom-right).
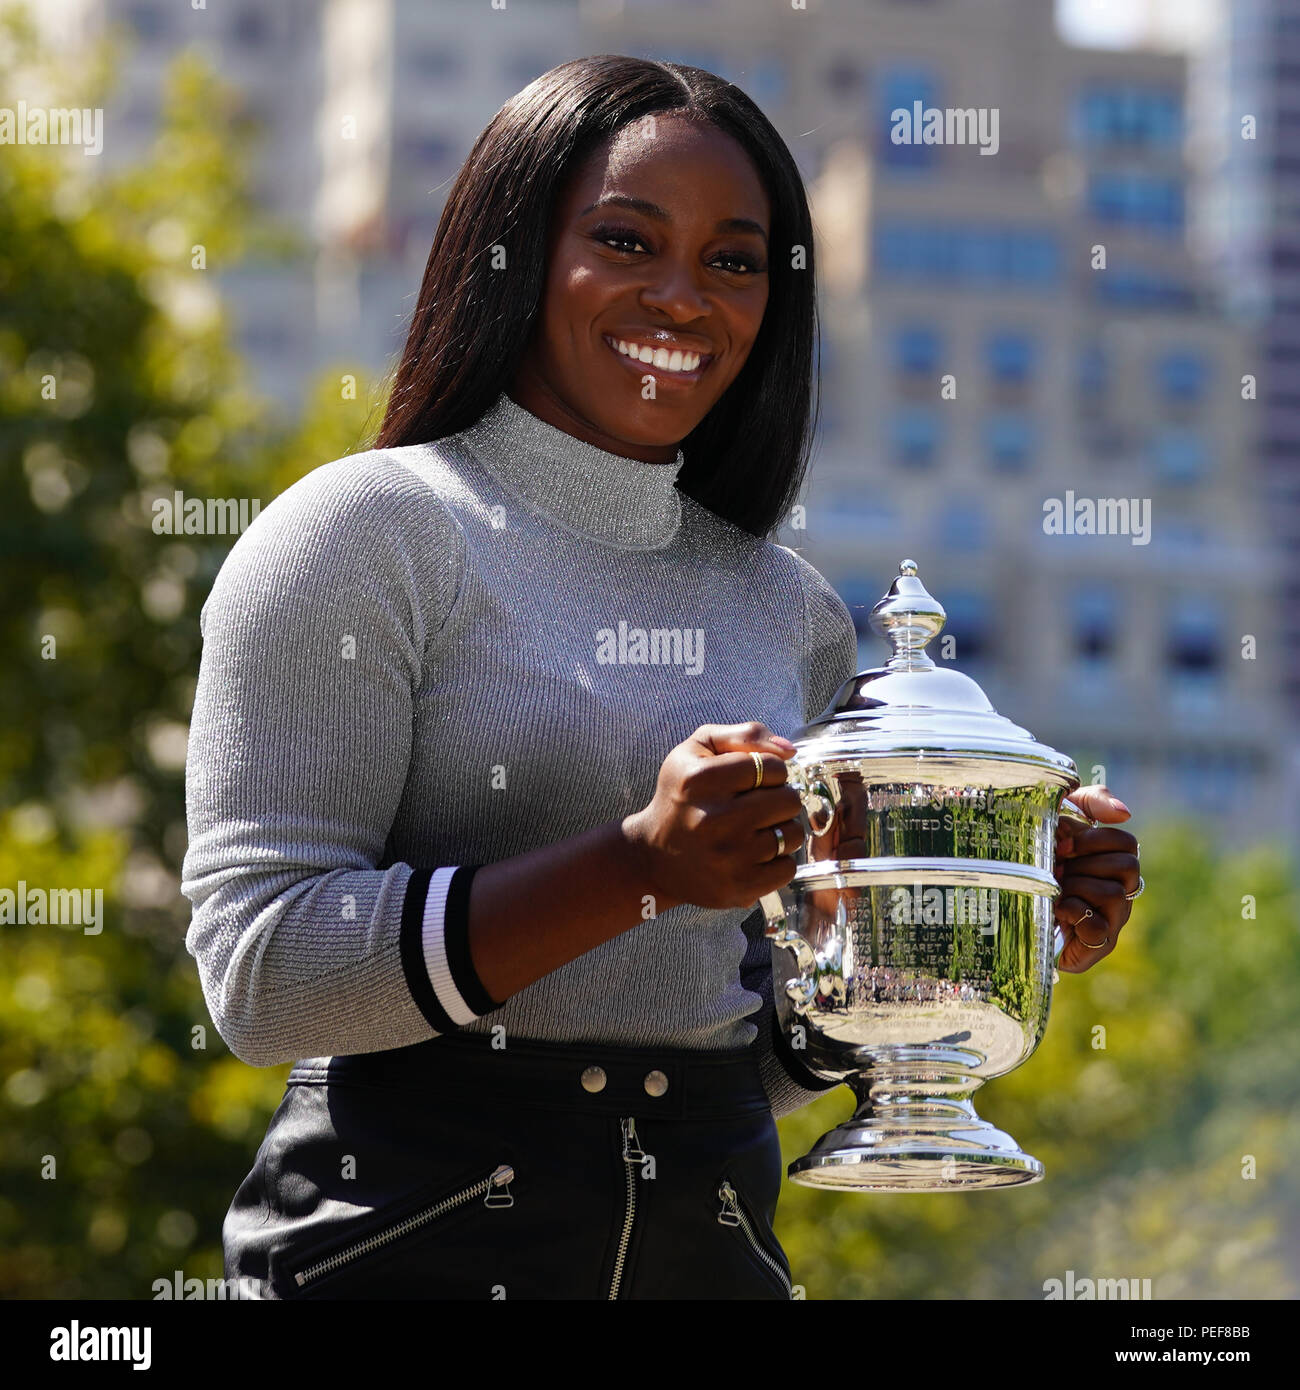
[
  {"x1": 772, "y1": 736, "x2": 796, "y2": 751},
  {"x1": 1108, "y1": 796, "x2": 1130, "y2": 813}
]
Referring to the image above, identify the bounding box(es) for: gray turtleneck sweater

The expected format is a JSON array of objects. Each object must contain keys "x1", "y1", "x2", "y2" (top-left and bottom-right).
[{"x1": 181, "y1": 390, "x2": 859, "y2": 1118}]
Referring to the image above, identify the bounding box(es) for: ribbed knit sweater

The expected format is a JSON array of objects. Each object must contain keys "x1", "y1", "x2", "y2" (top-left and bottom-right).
[{"x1": 181, "y1": 389, "x2": 859, "y2": 1119}]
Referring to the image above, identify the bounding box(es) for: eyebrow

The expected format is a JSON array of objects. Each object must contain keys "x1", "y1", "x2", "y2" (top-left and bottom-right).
[{"x1": 578, "y1": 193, "x2": 768, "y2": 244}]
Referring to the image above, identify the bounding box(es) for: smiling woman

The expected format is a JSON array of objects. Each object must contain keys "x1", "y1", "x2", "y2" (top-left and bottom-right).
[{"x1": 182, "y1": 54, "x2": 859, "y2": 1301}]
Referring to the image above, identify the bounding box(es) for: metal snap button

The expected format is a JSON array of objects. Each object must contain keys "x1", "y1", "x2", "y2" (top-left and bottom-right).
[
  {"x1": 644, "y1": 1069, "x2": 669, "y2": 1097},
  {"x1": 580, "y1": 1065, "x2": 607, "y2": 1094}
]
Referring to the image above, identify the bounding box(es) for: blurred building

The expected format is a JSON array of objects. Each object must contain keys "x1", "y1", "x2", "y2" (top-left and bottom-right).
[{"x1": 37, "y1": 0, "x2": 1296, "y2": 844}]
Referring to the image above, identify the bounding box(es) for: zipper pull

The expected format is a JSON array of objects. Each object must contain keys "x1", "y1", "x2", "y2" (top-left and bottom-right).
[
  {"x1": 484, "y1": 1162, "x2": 515, "y2": 1208},
  {"x1": 717, "y1": 1180, "x2": 742, "y2": 1227},
  {"x1": 621, "y1": 1117, "x2": 646, "y2": 1164}
]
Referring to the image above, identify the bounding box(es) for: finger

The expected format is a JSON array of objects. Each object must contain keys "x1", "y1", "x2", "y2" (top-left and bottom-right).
[
  {"x1": 753, "y1": 817, "x2": 805, "y2": 864},
  {"x1": 1057, "y1": 826, "x2": 1138, "y2": 858},
  {"x1": 1062, "y1": 785, "x2": 1130, "y2": 823},
  {"x1": 689, "y1": 751, "x2": 794, "y2": 802},
  {"x1": 1053, "y1": 875, "x2": 1130, "y2": 932},
  {"x1": 690, "y1": 722, "x2": 796, "y2": 758},
  {"x1": 1053, "y1": 851, "x2": 1140, "y2": 894}
]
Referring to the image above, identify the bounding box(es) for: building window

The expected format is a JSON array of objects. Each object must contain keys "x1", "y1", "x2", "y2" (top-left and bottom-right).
[
  {"x1": 893, "y1": 323, "x2": 941, "y2": 376},
  {"x1": 1149, "y1": 427, "x2": 1208, "y2": 482},
  {"x1": 938, "y1": 590, "x2": 993, "y2": 664},
  {"x1": 1077, "y1": 342, "x2": 1108, "y2": 397},
  {"x1": 1072, "y1": 84, "x2": 1182, "y2": 149},
  {"x1": 985, "y1": 330, "x2": 1035, "y2": 384},
  {"x1": 876, "y1": 64, "x2": 939, "y2": 170},
  {"x1": 891, "y1": 407, "x2": 941, "y2": 467},
  {"x1": 1072, "y1": 588, "x2": 1118, "y2": 665},
  {"x1": 1087, "y1": 171, "x2": 1185, "y2": 234},
  {"x1": 983, "y1": 413, "x2": 1035, "y2": 471},
  {"x1": 937, "y1": 499, "x2": 988, "y2": 551},
  {"x1": 1092, "y1": 267, "x2": 1196, "y2": 312},
  {"x1": 874, "y1": 222, "x2": 1062, "y2": 288},
  {"x1": 1166, "y1": 600, "x2": 1221, "y2": 711},
  {"x1": 1155, "y1": 349, "x2": 1210, "y2": 402}
]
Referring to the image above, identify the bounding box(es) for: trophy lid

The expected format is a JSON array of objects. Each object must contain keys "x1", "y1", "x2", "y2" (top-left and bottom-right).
[{"x1": 798, "y1": 559, "x2": 1077, "y2": 787}]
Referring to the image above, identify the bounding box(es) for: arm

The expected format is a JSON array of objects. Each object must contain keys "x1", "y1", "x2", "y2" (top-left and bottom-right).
[{"x1": 181, "y1": 454, "x2": 666, "y2": 1065}]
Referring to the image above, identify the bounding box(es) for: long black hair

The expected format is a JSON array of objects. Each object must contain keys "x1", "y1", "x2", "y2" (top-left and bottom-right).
[{"x1": 371, "y1": 54, "x2": 819, "y2": 540}]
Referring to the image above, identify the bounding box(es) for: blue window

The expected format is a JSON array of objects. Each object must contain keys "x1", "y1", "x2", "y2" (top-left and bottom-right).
[
  {"x1": 938, "y1": 590, "x2": 992, "y2": 663},
  {"x1": 985, "y1": 331, "x2": 1035, "y2": 383},
  {"x1": 1093, "y1": 268, "x2": 1196, "y2": 311},
  {"x1": 1155, "y1": 349, "x2": 1210, "y2": 401},
  {"x1": 1077, "y1": 342, "x2": 1108, "y2": 396},
  {"x1": 1149, "y1": 427, "x2": 1208, "y2": 482},
  {"x1": 1087, "y1": 172, "x2": 1185, "y2": 233},
  {"x1": 1072, "y1": 588, "x2": 1118, "y2": 663},
  {"x1": 1166, "y1": 599, "x2": 1221, "y2": 712},
  {"x1": 874, "y1": 222, "x2": 1062, "y2": 288},
  {"x1": 894, "y1": 324, "x2": 942, "y2": 374},
  {"x1": 877, "y1": 65, "x2": 939, "y2": 170},
  {"x1": 891, "y1": 407, "x2": 941, "y2": 467},
  {"x1": 1073, "y1": 84, "x2": 1183, "y2": 149},
  {"x1": 937, "y1": 499, "x2": 988, "y2": 551},
  {"x1": 983, "y1": 413, "x2": 1035, "y2": 471}
]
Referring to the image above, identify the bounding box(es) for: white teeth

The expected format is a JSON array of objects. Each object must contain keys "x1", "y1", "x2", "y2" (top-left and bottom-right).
[{"x1": 612, "y1": 338, "x2": 703, "y2": 373}]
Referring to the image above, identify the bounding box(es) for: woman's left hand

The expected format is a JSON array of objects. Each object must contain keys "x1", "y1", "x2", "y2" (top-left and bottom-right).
[{"x1": 1053, "y1": 784, "x2": 1141, "y2": 973}]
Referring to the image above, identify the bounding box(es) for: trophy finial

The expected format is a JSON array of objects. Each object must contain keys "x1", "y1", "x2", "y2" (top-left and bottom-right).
[{"x1": 869, "y1": 558, "x2": 946, "y2": 669}]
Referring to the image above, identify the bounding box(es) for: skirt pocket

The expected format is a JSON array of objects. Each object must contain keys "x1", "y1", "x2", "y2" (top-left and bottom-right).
[
  {"x1": 712, "y1": 1171, "x2": 795, "y2": 1300},
  {"x1": 273, "y1": 1160, "x2": 517, "y2": 1299}
]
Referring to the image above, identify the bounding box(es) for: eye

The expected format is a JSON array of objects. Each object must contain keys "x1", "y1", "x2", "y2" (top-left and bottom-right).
[
  {"x1": 590, "y1": 223, "x2": 648, "y2": 255},
  {"x1": 589, "y1": 223, "x2": 766, "y2": 275}
]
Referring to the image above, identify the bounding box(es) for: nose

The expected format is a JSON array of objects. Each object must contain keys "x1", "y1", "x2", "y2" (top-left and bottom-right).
[{"x1": 637, "y1": 257, "x2": 711, "y2": 321}]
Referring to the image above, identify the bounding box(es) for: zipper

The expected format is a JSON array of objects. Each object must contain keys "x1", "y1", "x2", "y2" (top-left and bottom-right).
[
  {"x1": 718, "y1": 1180, "x2": 793, "y2": 1299},
  {"x1": 606, "y1": 1117, "x2": 645, "y2": 1300},
  {"x1": 293, "y1": 1162, "x2": 515, "y2": 1289}
]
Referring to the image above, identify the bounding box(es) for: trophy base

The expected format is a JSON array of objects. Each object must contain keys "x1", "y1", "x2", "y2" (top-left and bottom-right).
[{"x1": 788, "y1": 1073, "x2": 1045, "y2": 1192}]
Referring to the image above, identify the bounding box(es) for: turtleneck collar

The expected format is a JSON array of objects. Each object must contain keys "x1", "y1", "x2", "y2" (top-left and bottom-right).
[{"x1": 454, "y1": 390, "x2": 686, "y2": 549}]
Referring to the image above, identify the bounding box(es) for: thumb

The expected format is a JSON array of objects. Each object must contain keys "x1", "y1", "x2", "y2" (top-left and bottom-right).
[{"x1": 1062, "y1": 784, "x2": 1130, "y2": 824}]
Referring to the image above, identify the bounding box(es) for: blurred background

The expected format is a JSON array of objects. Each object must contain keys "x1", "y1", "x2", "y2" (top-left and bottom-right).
[{"x1": 1, "y1": 0, "x2": 1297, "y2": 1299}]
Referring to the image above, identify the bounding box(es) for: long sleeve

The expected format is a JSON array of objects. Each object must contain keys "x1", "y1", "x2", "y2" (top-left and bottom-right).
[
  {"x1": 745, "y1": 547, "x2": 860, "y2": 1116},
  {"x1": 180, "y1": 452, "x2": 503, "y2": 1065}
]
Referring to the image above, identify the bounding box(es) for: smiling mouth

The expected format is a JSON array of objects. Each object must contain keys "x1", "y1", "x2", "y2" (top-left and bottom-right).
[{"x1": 603, "y1": 334, "x2": 714, "y2": 380}]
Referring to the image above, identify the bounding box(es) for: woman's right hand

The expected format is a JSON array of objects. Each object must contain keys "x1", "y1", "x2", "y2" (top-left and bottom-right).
[{"x1": 622, "y1": 721, "x2": 808, "y2": 911}]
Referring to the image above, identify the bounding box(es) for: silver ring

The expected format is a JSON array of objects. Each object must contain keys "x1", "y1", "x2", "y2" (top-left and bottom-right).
[
  {"x1": 772, "y1": 826, "x2": 786, "y2": 858},
  {"x1": 750, "y1": 751, "x2": 765, "y2": 789},
  {"x1": 1124, "y1": 875, "x2": 1145, "y2": 902}
]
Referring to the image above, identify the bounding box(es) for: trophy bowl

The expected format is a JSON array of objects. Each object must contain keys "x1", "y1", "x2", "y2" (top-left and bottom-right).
[{"x1": 761, "y1": 559, "x2": 1080, "y2": 1193}]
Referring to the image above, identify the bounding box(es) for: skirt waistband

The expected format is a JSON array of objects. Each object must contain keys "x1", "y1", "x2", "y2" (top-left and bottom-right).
[{"x1": 286, "y1": 1031, "x2": 771, "y2": 1121}]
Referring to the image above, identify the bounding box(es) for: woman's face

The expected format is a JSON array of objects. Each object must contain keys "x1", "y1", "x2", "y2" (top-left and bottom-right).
[{"x1": 511, "y1": 112, "x2": 772, "y2": 464}]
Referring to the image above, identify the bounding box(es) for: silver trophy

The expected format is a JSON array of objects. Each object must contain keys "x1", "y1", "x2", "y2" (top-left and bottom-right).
[{"x1": 761, "y1": 560, "x2": 1080, "y2": 1192}]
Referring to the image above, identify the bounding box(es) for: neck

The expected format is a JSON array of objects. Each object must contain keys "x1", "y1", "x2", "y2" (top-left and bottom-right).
[{"x1": 454, "y1": 390, "x2": 687, "y2": 549}]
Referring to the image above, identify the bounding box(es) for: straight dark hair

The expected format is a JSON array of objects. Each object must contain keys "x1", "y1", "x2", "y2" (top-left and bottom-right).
[{"x1": 370, "y1": 54, "x2": 819, "y2": 540}]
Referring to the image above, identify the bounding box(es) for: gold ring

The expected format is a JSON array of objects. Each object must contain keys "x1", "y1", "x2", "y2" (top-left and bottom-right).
[
  {"x1": 750, "y1": 751, "x2": 765, "y2": 789},
  {"x1": 1069, "y1": 906, "x2": 1108, "y2": 949},
  {"x1": 773, "y1": 826, "x2": 785, "y2": 858}
]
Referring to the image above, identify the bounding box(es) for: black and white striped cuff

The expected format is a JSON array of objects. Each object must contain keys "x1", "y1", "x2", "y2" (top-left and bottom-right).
[{"x1": 399, "y1": 865, "x2": 502, "y2": 1034}]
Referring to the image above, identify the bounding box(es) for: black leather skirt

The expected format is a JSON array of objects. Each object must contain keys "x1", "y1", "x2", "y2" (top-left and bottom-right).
[{"x1": 222, "y1": 1031, "x2": 795, "y2": 1300}]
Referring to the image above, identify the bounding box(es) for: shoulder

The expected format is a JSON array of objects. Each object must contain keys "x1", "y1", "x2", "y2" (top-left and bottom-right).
[
  {"x1": 201, "y1": 444, "x2": 469, "y2": 628},
  {"x1": 771, "y1": 544, "x2": 855, "y2": 642}
]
